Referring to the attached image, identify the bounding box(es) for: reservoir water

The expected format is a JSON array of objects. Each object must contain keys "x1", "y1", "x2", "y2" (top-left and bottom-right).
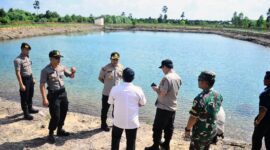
[{"x1": 1, "y1": 31, "x2": 270, "y2": 143}]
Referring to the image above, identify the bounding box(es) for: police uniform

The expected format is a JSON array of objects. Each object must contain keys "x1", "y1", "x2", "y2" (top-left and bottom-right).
[
  {"x1": 98, "y1": 52, "x2": 124, "y2": 130},
  {"x1": 252, "y1": 72, "x2": 270, "y2": 150},
  {"x1": 189, "y1": 71, "x2": 223, "y2": 150},
  {"x1": 40, "y1": 50, "x2": 73, "y2": 138},
  {"x1": 14, "y1": 43, "x2": 38, "y2": 119},
  {"x1": 146, "y1": 59, "x2": 181, "y2": 150}
]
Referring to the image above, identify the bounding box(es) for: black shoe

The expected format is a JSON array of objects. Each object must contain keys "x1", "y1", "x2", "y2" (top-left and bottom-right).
[
  {"x1": 47, "y1": 135, "x2": 55, "y2": 144},
  {"x1": 160, "y1": 142, "x2": 170, "y2": 150},
  {"x1": 29, "y1": 108, "x2": 39, "y2": 114},
  {"x1": 101, "y1": 125, "x2": 110, "y2": 132},
  {"x1": 145, "y1": 144, "x2": 160, "y2": 150},
  {"x1": 57, "y1": 129, "x2": 70, "y2": 136},
  {"x1": 23, "y1": 114, "x2": 33, "y2": 120}
]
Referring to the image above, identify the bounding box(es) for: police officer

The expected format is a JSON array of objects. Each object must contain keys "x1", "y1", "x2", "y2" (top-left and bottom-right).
[
  {"x1": 252, "y1": 71, "x2": 270, "y2": 150},
  {"x1": 145, "y1": 59, "x2": 182, "y2": 150},
  {"x1": 14, "y1": 42, "x2": 39, "y2": 120},
  {"x1": 98, "y1": 52, "x2": 124, "y2": 131},
  {"x1": 184, "y1": 71, "x2": 223, "y2": 150},
  {"x1": 40, "y1": 50, "x2": 76, "y2": 144}
]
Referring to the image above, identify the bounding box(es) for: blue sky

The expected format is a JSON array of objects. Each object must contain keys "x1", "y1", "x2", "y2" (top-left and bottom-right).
[{"x1": 0, "y1": 0, "x2": 269, "y2": 20}]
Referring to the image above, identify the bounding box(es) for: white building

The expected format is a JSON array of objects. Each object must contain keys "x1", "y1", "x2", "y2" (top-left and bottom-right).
[{"x1": 94, "y1": 17, "x2": 104, "y2": 26}]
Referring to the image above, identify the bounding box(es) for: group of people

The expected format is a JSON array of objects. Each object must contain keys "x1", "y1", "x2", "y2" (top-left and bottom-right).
[{"x1": 13, "y1": 42, "x2": 270, "y2": 150}]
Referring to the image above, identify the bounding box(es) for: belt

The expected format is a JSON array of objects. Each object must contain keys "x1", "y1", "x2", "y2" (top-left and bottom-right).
[
  {"x1": 48, "y1": 87, "x2": 66, "y2": 94},
  {"x1": 22, "y1": 74, "x2": 33, "y2": 79}
]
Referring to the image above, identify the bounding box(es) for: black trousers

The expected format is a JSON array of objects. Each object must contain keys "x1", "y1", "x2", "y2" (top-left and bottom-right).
[
  {"x1": 111, "y1": 125, "x2": 137, "y2": 150},
  {"x1": 252, "y1": 120, "x2": 270, "y2": 150},
  {"x1": 101, "y1": 95, "x2": 110, "y2": 126},
  {"x1": 47, "y1": 89, "x2": 69, "y2": 131},
  {"x1": 152, "y1": 108, "x2": 176, "y2": 144},
  {"x1": 19, "y1": 75, "x2": 34, "y2": 114}
]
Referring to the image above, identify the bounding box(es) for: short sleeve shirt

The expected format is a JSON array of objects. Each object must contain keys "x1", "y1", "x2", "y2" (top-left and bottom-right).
[
  {"x1": 108, "y1": 82, "x2": 147, "y2": 129},
  {"x1": 156, "y1": 71, "x2": 182, "y2": 111},
  {"x1": 40, "y1": 64, "x2": 71, "y2": 90},
  {"x1": 98, "y1": 63, "x2": 124, "y2": 96},
  {"x1": 14, "y1": 54, "x2": 32, "y2": 76}
]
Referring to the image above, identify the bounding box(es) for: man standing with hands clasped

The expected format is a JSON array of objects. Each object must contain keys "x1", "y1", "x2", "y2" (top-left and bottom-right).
[
  {"x1": 40, "y1": 50, "x2": 76, "y2": 144},
  {"x1": 98, "y1": 52, "x2": 124, "y2": 131}
]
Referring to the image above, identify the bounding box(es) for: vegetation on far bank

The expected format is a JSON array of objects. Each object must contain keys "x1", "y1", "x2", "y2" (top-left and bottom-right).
[
  {"x1": 0, "y1": 22, "x2": 95, "y2": 29},
  {"x1": 0, "y1": 2, "x2": 270, "y2": 32}
]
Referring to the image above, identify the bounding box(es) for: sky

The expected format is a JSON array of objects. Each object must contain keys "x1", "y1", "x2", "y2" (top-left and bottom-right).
[{"x1": 0, "y1": 0, "x2": 269, "y2": 20}]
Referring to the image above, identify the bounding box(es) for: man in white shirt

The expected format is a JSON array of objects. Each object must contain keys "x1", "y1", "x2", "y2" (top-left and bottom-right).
[{"x1": 108, "y1": 67, "x2": 147, "y2": 150}]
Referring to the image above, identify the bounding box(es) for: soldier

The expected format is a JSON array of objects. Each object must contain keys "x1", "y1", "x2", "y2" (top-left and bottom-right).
[
  {"x1": 145, "y1": 59, "x2": 182, "y2": 150},
  {"x1": 184, "y1": 71, "x2": 223, "y2": 150},
  {"x1": 14, "y1": 42, "x2": 39, "y2": 120},
  {"x1": 98, "y1": 52, "x2": 124, "y2": 131},
  {"x1": 252, "y1": 71, "x2": 270, "y2": 150},
  {"x1": 40, "y1": 50, "x2": 76, "y2": 144}
]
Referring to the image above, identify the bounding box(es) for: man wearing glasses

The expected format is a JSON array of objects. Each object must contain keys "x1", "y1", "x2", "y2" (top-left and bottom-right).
[
  {"x1": 184, "y1": 71, "x2": 223, "y2": 150},
  {"x1": 40, "y1": 50, "x2": 76, "y2": 144},
  {"x1": 14, "y1": 42, "x2": 39, "y2": 120},
  {"x1": 98, "y1": 52, "x2": 124, "y2": 131}
]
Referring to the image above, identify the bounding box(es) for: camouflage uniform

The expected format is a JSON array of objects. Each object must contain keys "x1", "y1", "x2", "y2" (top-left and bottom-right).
[{"x1": 189, "y1": 89, "x2": 223, "y2": 150}]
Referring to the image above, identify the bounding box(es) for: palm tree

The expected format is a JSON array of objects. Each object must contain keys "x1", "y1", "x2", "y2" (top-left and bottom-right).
[
  {"x1": 181, "y1": 12, "x2": 185, "y2": 20},
  {"x1": 162, "y1": 6, "x2": 168, "y2": 14},
  {"x1": 33, "y1": 0, "x2": 40, "y2": 14},
  {"x1": 162, "y1": 6, "x2": 168, "y2": 22}
]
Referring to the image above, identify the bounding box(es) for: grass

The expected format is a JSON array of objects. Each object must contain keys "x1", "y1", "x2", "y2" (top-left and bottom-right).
[{"x1": 0, "y1": 22, "x2": 95, "y2": 29}]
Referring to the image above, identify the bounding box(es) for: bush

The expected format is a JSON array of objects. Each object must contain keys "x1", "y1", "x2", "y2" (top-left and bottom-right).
[{"x1": 0, "y1": 16, "x2": 10, "y2": 24}]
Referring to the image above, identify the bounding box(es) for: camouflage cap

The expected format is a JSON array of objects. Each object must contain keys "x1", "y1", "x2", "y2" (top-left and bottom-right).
[{"x1": 198, "y1": 71, "x2": 216, "y2": 82}]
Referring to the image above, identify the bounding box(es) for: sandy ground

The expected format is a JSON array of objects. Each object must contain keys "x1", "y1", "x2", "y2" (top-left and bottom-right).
[
  {"x1": 0, "y1": 24, "x2": 102, "y2": 40},
  {"x1": 0, "y1": 97, "x2": 251, "y2": 150}
]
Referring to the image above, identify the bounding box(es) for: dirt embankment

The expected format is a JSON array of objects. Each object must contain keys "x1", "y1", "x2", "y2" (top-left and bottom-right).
[
  {"x1": 105, "y1": 26, "x2": 270, "y2": 48},
  {"x1": 0, "y1": 24, "x2": 103, "y2": 40}
]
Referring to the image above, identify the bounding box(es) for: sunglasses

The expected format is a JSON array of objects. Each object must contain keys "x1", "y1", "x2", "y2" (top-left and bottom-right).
[{"x1": 53, "y1": 57, "x2": 61, "y2": 60}]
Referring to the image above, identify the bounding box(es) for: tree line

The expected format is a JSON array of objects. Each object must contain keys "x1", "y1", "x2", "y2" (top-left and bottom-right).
[
  {"x1": 0, "y1": 6, "x2": 270, "y2": 30},
  {"x1": 0, "y1": 8, "x2": 94, "y2": 24}
]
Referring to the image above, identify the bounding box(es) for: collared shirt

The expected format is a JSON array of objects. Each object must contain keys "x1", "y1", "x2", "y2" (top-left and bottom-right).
[
  {"x1": 14, "y1": 54, "x2": 32, "y2": 77},
  {"x1": 259, "y1": 86, "x2": 270, "y2": 123},
  {"x1": 189, "y1": 89, "x2": 223, "y2": 142},
  {"x1": 99, "y1": 63, "x2": 124, "y2": 96},
  {"x1": 108, "y1": 82, "x2": 147, "y2": 129},
  {"x1": 156, "y1": 70, "x2": 182, "y2": 111},
  {"x1": 40, "y1": 64, "x2": 72, "y2": 91}
]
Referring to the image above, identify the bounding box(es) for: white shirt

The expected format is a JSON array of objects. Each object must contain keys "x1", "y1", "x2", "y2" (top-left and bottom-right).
[{"x1": 108, "y1": 82, "x2": 147, "y2": 129}]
